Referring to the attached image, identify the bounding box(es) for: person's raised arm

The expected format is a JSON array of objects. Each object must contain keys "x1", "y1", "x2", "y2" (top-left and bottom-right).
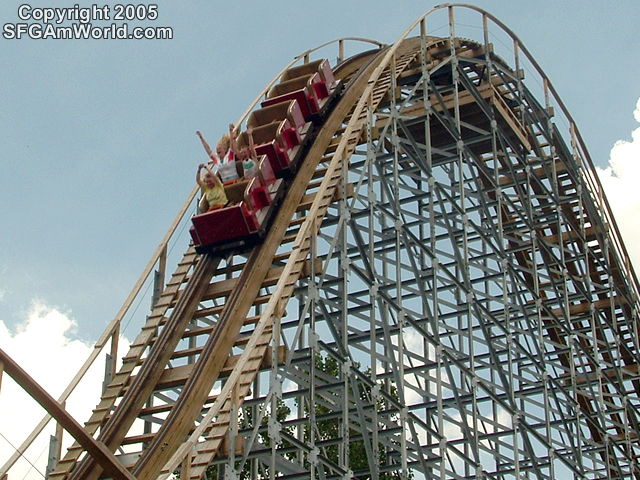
[
  {"x1": 229, "y1": 123, "x2": 239, "y2": 155},
  {"x1": 197, "y1": 163, "x2": 223, "y2": 187},
  {"x1": 206, "y1": 164, "x2": 223, "y2": 187},
  {"x1": 196, "y1": 163, "x2": 206, "y2": 188},
  {"x1": 196, "y1": 131, "x2": 214, "y2": 159},
  {"x1": 247, "y1": 125, "x2": 258, "y2": 161}
]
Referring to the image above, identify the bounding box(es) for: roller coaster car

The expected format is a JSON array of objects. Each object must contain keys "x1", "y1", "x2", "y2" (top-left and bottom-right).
[
  {"x1": 189, "y1": 155, "x2": 282, "y2": 254},
  {"x1": 190, "y1": 58, "x2": 339, "y2": 253},
  {"x1": 189, "y1": 100, "x2": 306, "y2": 253},
  {"x1": 250, "y1": 120, "x2": 296, "y2": 176},
  {"x1": 280, "y1": 58, "x2": 337, "y2": 98},
  {"x1": 262, "y1": 58, "x2": 341, "y2": 121},
  {"x1": 247, "y1": 98, "x2": 307, "y2": 131},
  {"x1": 246, "y1": 99, "x2": 312, "y2": 177},
  {"x1": 245, "y1": 100, "x2": 312, "y2": 166}
]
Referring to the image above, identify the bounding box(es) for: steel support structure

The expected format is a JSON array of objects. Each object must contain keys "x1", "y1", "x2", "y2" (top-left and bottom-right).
[
  {"x1": 3, "y1": 6, "x2": 640, "y2": 480},
  {"x1": 227, "y1": 7, "x2": 640, "y2": 480}
]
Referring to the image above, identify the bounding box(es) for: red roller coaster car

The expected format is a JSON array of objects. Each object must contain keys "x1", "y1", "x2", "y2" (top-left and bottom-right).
[{"x1": 190, "y1": 58, "x2": 340, "y2": 254}]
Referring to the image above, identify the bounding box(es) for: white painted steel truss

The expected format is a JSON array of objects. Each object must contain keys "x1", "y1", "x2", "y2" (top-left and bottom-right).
[{"x1": 228, "y1": 13, "x2": 640, "y2": 480}]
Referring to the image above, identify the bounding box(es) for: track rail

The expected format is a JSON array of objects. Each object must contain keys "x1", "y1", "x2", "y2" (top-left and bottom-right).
[
  {"x1": 53, "y1": 252, "x2": 220, "y2": 480},
  {"x1": 155, "y1": 40, "x2": 427, "y2": 480}
]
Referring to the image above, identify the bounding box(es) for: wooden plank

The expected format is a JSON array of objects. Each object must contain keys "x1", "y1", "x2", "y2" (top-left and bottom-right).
[
  {"x1": 548, "y1": 296, "x2": 628, "y2": 318},
  {"x1": 126, "y1": 346, "x2": 286, "y2": 391},
  {"x1": 491, "y1": 92, "x2": 531, "y2": 151},
  {"x1": 540, "y1": 226, "x2": 596, "y2": 245},
  {"x1": 220, "y1": 435, "x2": 245, "y2": 457},
  {"x1": 65, "y1": 255, "x2": 220, "y2": 480},
  {"x1": 563, "y1": 363, "x2": 639, "y2": 386},
  {"x1": 498, "y1": 160, "x2": 568, "y2": 186}
]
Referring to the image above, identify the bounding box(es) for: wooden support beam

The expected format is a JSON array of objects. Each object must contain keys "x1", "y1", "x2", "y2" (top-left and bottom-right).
[
  {"x1": 220, "y1": 435, "x2": 245, "y2": 457},
  {"x1": 540, "y1": 226, "x2": 596, "y2": 246},
  {"x1": 0, "y1": 348, "x2": 136, "y2": 480},
  {"x1": 297, "y1": 183, "x2": 354, "y2": 213},
  {"x1": 497, "y1": 160, "x2": 568, "y2": 186},
  {"x1": 549, "y1": 297, "x2": 627, "y2": 318},
  {"x1": 397, "y1": 44, "x2": 489, "y2": 83},
  {"x1": 174, "y1": 259, "x2": 323, "y2": 307},
  {"x1": 180, "y1": 453, "x2": 191, "y2": 480},
  {"x1": 563, "y1": 363, "x2": 639, "y2": 386},
  {"x1": 391, "y1": 75, "x2": 532, "y2": 151}
]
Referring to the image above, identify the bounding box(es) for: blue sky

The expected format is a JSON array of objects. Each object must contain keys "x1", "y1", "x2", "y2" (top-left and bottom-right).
[
  {"x1": 1, "y1": 0, "x2": 639, "y2": 344},
  {"x1": 1, "y1": 2, "x2": 640, "y2": 477}
]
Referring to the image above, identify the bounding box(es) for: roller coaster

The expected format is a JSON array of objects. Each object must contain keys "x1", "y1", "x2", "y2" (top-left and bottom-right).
[{"x1": 2, "y1": 4, "x2": 640, "y2": 480}]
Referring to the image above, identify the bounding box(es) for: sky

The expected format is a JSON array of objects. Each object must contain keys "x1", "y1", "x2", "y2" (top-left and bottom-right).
[{"x1": 1, "y1": 1, "x2": 639, "y2": 478}]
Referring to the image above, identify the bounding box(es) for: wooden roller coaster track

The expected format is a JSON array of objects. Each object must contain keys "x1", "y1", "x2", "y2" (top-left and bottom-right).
[
  {"x1": 4, "y1": 6, "x2": 640, "y2": 480},
  {"x1": 45, "y1": 35, "x2": 427, "y2": 480}
]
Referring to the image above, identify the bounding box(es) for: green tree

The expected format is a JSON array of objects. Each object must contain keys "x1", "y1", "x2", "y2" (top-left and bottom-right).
[
  {"x1": 300, "y1": 352, "x2": 410, "y2": 480},
  {"x1": 204, "y1": 399, "x2": 292, "y2": 480},
  {"x1": 190, "y1": 352, "x2": 410, "y2": 479}
]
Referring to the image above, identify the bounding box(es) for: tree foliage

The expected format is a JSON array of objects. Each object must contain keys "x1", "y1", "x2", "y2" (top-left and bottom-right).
[
  {"x1": 300, "y1": 352, "x2": 409, "y2": 480},
  {"x1": 191, "y1": 352, "x2": 410, "y2": 479}
]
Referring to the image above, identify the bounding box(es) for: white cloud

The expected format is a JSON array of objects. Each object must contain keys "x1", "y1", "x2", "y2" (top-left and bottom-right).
[
  {"x1": 0, "y1": 301, "x2": 128, "y2": 479},
  {"x1": 597, "y1": 97, "x2": 640, "y2": 272}
]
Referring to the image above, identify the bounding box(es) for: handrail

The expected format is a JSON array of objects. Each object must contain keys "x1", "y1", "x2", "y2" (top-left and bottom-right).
[{"x1": 0, "y1": 181, "x2": 198, "y2": 477}]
